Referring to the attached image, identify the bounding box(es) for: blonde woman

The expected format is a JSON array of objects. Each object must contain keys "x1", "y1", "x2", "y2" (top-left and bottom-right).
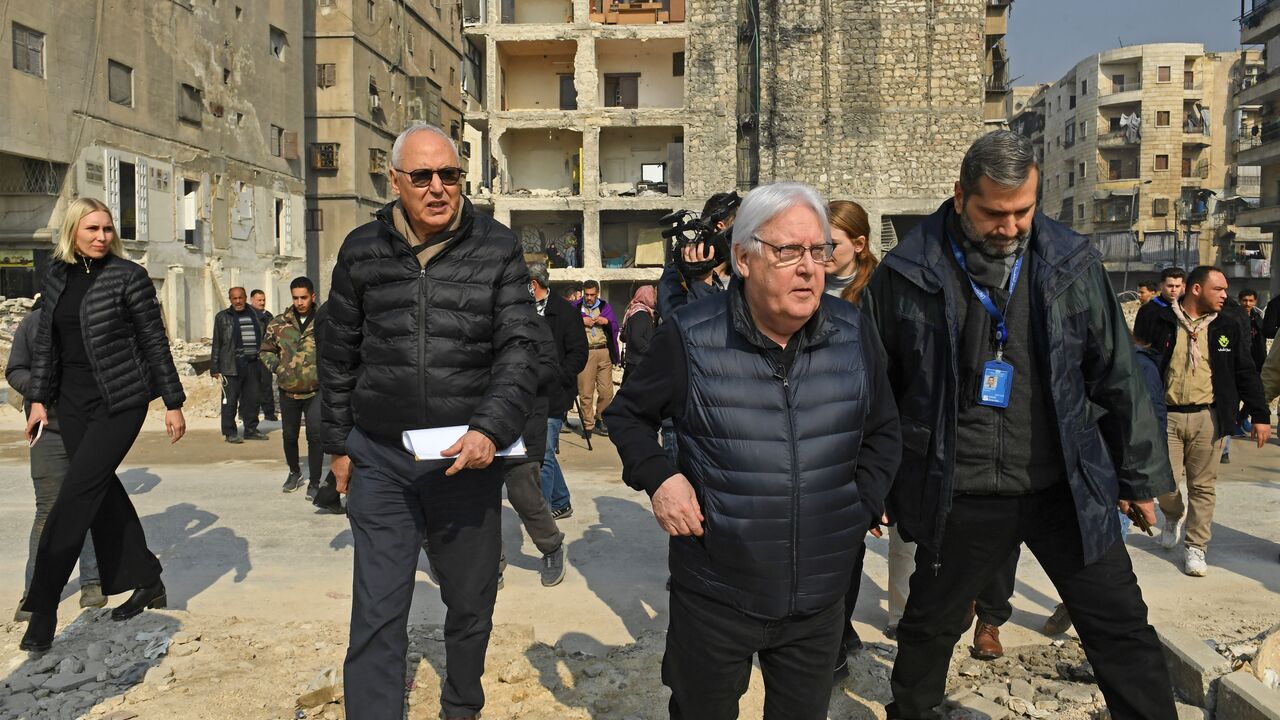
[{"x1": 19, "y1": 197, "x2": 186, "y2": 651}]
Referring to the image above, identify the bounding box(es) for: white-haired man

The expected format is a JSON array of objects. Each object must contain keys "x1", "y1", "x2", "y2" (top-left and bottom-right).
[
  {"x1": 321, "y1": 123, "x2": 540, "y2": 720},
  {"x1": 604, "y1": 182, "x2": 902, "y2": 718}
]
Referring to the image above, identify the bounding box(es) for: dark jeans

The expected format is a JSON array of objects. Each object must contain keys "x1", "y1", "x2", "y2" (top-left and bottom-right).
[
  {"x1": 25, "y1": 428, "x2": 99, "y2": 596},
  {"x1": 504, "y1": 460, "x2": 563, "y2": 556},
  {"x1": 344, "y1": 427, "x2": 502, "y2": 719},
  {"x1": 257, "y1": 362, "x2": 276, "y2": 417},
  {"x1": 220, "y1": 365, "x2": 260, "y2": 436},
  {"x1": 664, "y1": 583, "x2": 844, "y2": 720},
  {"x1": 886, "y1": 485, "x2": 1175, "y2": 720},
  {"x1": 23, "y1": 389, "x2": 159, "y2": 614},
  {"x1": 280, "y1": 393, "x2": 322, "y2": 483}
]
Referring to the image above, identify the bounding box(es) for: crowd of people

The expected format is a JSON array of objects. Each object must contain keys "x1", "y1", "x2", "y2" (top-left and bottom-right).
[{"x1": 10, "y1": 124, "x2": 1276, "y2": 720}]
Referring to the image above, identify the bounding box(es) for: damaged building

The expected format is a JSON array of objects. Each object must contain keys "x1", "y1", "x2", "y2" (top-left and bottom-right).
[
  {"x1": 463, "y1": 0, "x2": 1004, "y2": 305},
  {"x1": 0, "y1": 0, "x2": 308, "y2": 341}
]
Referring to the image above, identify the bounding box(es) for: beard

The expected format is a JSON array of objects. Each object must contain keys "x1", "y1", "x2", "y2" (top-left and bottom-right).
[{"x1": 959, "y1": 210, "x2": 1029, "y2": 259}]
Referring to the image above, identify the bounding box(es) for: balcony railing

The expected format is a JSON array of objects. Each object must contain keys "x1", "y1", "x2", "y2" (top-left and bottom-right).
[
  {"x1": 1097, "y1": 129, "x2": 1140, "y2": 147},
  {"x1": 1184, "y1": 80, "x2": 1202, "y2": 91},
  {"x1": 1103, "y1": 81, "x2": 1142, "y2": 95},
  {"x1": 1240, "y1": 0, "x2": 1278, "y2": 28},
  {"x1": 985, "y1": 74, "x2": 1011, "y2": 93}
]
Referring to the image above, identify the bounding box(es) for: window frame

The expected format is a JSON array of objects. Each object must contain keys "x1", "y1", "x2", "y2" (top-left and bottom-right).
[{"x1": 12, "y1": 23, "x2": 44, "y2": 78}]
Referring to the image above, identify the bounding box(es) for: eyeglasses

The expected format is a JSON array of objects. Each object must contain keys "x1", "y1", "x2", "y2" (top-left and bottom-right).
[
  {"x1": 755, "y1": 237, "x2": 836, "y2": 266},
  {"x1": 394, "y1": 166, "x2": 465, "y2": 187}
]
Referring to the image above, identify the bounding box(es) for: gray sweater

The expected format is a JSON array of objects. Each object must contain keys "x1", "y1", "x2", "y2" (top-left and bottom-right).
[{"x1": 6, "y1": 309, "x2": 59, "y2": 433}]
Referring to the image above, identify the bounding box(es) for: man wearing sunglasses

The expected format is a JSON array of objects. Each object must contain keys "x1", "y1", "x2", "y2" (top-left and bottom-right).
[
  {"x1": 605, "y1": 182, "x2": 902, "y2": 719},
  {"x1": 321, "y1": 123, "x2": 540, "y2": 720}
]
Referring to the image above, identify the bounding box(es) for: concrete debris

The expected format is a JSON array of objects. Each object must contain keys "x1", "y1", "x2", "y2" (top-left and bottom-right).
[{"x1": 296, "y1": 667, "x2": 343, "y2": 709}]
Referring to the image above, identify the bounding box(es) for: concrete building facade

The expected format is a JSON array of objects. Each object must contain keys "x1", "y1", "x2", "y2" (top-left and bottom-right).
[
  {"x1": 1033, "y1": 44, "x2": 1258, "y2": 291},
  {"x1": 306, "y1": 0, "x2": 465, "y2": 288},
  {"x1": 0, "y1": 0, "x2": 308, "y2": 341},
  {"x1": 1236, "y1": 0, "x2": 1280, "y2": 296}
]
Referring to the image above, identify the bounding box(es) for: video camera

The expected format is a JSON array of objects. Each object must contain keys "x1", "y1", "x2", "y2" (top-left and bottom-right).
[{"x1": 659, "y1": 191, "x2": 740, "y2": 278}]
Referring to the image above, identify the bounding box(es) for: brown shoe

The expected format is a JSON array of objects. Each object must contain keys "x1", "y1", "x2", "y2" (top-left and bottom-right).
[{"x1": 970, "y1": 621, "x2": 1003, "y2": 660}]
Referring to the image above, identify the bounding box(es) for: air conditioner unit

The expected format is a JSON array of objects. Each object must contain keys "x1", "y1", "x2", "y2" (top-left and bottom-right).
[{"x1": 370, "y1": 94, "x2": 381, "y2": 112}]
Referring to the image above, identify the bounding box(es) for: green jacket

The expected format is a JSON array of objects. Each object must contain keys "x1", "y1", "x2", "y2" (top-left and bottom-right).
[{"x1": 260, "y1": 305, "x2": 319, "y2": 400}]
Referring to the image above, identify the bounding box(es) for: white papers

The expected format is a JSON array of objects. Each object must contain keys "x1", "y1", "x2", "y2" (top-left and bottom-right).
[{"x1": 401, "y1": 425, "x2": 527, "y2": 461}]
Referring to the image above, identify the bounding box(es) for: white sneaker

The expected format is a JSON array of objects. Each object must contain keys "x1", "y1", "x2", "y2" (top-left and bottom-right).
[
  {"x1": 1159, "y1": 515, "x2": 1185, "y2": 550},
  {"x1": 1184, "y1": 547, "x2": 1208, "y2": 577}
]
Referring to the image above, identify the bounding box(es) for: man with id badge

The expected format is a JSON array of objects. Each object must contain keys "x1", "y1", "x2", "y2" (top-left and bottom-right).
[{"x1": 864, "y1": 131, "x2": 1177, "y2": 720}]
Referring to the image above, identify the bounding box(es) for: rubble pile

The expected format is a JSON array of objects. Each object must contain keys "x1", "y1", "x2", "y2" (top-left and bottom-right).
[{"x1": 942, "y1": 639, "x2": 1110, "y2": 720}]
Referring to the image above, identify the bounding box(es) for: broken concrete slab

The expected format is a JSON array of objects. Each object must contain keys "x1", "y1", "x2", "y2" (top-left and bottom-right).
[
  {"x1": 42, "y1": 671, "x2": 96, "y2": 693},
  {"x1": 1158, "y1": 626, "x2": 1233, "y2": 710},
  {"x1": 946, "y1": 693, "x2": 1010, "y2": 720},
  {"x1": 1217, "y1": 670, "x2": 1280, "y2": 720}
]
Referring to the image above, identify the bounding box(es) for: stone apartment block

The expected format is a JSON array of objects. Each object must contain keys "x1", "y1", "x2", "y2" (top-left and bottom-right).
[
  {"x1": 306, "y1": 0, "x2": 465, "y2": 287},
  {"x1": 1032, "y1": 44, "x2": 1261, "y2": 291},
  {"x1": 461, "y1": 0, "x2": 996, "y2": 305},
  {"x1": 1236, "y1": 0, "x2": 1280, "y2": 296},
  {"x1": 0, "y1": 0, "x2": 308, "y2": 341}
]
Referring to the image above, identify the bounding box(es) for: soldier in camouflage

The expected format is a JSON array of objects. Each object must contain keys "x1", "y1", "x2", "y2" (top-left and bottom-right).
[{"x1": 260, "y1": 277, "x2": 323, "y2": 496}]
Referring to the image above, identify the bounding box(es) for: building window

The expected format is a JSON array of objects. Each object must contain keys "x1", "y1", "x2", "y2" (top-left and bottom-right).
[
  {"x1": 1078, "y1": 203, "x2": 1085, "y2": 220},
  {"x1": 1079, "y1": 121, "x2": 1087, "y2": 138},
  {"x1": 1184, "y1": 69, "x2": 1195, "y2": 89},
  {"x1": 1081, "y1": 79, "x2": 1088, "y2": 95},
  {"x1": 306, "y1": 208, "x2": 324, "y2": 231},
  {"x1": 407, "y1": 31, "x2": 414, "y2": 55},
  {"x1": 429, "y1": 48, "x2": 436, "y2": 70},
  {"x1": 1157, "y1": 66, "x2": 1171, "y2": 83},
  {"x1": 673, "y1": 52, "x2": 685, "y2": 77},
  {"x1": 269, "y1": 25, "x2": 287, "y2": 60},
  {"x1": 367, "y1": 0, "x2": 375, "y2": 21},
  {"x1": 559, "y1": 74, "x2": 577, "y2": 110},
  {"x1": 108, "y1": 60, "x2": 133, "y2": 107},
  {"x1": 1156, "y1": 111, "x2": 1170, "y2": 127},
  {"x1": 1153, "y1": 198, "x2": 1169, "y2": 216},
  {"x1": 12, "y1": 23, "x2": 44, "y2": 78},
  {"x1": 369, "y1": 148, "x2": 388, "y2": 174},
  {"x1": 1068, "y1": 171, "x2": 1075, "y2": 188},
  {"x1": 1079, "y1": 162, "x2": 1085, "y2": 178},
  {"x1": 311, "y1": 142, "x2": 339, "y2": 170},
  {"x1": 605, "y1": 74, "x2": 639, "y2": 108},
  {"x1": 1069, "y1": 95, "x2": 1076, "y2": 109},
  {"x1": 271, "y1": 125, "x2": 283, "y2": 156},
  {"x1": 1181, "y1": 157, "x2": 1192, "y2": 177},
  {"x1": 1155, "y1": 154, "x2": 1169, "y2": 171},
  {"x1": 317, "y1": 63, "x2": 336, "y2": 88},
  {"x1": 178, "y1": 83, "x2": 203, "y2": 124},
  {"x1": 223, "y1": 67, "x2": 231, "y2": 84}
]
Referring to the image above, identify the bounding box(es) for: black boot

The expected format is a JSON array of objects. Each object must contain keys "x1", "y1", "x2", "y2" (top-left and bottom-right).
[
  {"x1": 20, "y1": 611, "x2": 55, "y2": 651},
  {"x1": 111, "y1": 580, "x2": 167, "y2": 621}
]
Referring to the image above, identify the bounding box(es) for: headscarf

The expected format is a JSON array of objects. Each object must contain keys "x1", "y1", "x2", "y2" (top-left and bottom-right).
[{"x1": 623, "y1": 285, "x2": 657, "y2": 325}]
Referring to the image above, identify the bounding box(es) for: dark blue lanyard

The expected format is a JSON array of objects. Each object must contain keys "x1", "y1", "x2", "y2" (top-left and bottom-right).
[{"x1": 947, "y1": 234, "x2": 1023, "y2": 352}]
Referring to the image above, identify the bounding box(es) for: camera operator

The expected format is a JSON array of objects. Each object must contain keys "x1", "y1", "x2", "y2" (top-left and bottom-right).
[{"x1": 656, "y1": 192, "x2": 739, "y2": 320}]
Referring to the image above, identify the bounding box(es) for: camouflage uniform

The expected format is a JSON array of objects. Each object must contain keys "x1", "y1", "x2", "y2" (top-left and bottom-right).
[{"x1": 260, "y1": 306, "x2": 319, "y2": 399}]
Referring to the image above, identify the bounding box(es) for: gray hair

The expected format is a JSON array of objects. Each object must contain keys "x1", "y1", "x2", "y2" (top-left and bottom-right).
[
  {"x1": 959, "y1": 130, "x2": 1038, "y2": 197},
  {"x1": 390, "y1": 122, "x2": 461, "y2": 168},
  {"x1": 528, "y1": 261, "x2": 550, "y2": 289},
  {"x1": 731, "y1": 182, "x2": 831, "y2": 272}
]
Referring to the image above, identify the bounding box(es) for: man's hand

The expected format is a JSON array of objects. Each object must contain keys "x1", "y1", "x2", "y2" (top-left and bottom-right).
[
  {"x1": 680, "y1": 243, "x2": 714, "y2": 266},
  {"x1": 1252, "y1": 423, "x2": 1272, "y2": 448},
  {"x1": 331, "y1": 455, "x2": 352, "y2": 494},
  {"x1": 651, "y1": 473, "x2": 704, "y2": 537},
  {"x1": 165, "y1": 409, "x2": 187, "y2": 444},
  {"x1": 441, "y1": 430, "x2": 497, "y2": 476},
  {"x1": 1118, "y1": 498, "x2": 1157, "y2": 527},
  {"x1": 24, "y1": 402, "x2": 47, "y2": 444},
  {"x1": 593, "y1": 316, "x2": 609, "y2": 326},
  {"x1": 582, "y1": 315, "x2": 594, "y2": 327},
  {"x1": 869, "y1": 512, "x2": 889, "y2": 539}
]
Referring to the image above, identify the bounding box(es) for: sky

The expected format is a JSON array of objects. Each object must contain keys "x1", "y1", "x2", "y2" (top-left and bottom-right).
[{"x1": 1006, "y1": 0, "x2": 1248, "y2": 86}]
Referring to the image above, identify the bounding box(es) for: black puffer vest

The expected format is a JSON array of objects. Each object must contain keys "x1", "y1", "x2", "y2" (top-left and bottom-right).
[
  {"x1": 27, "y1": 255, "x2": 186, "y2": 412},
  {"x1": 670, "y1": 288, "x2": 871, "y2": 619}
]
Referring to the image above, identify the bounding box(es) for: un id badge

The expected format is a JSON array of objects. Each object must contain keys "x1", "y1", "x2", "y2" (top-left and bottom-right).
[{"x1": 977, "y1": 360, "x2": 1014, "y2": 408}]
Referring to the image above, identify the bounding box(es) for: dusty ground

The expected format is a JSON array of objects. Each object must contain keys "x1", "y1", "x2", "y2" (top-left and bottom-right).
[{"x1": 0, "y1": 405, "x2": 1278, "y2": 719}]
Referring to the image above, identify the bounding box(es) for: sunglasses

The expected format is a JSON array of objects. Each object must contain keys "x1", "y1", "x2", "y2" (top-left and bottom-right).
[{"x1": 395, "y1": 166, "x2": 465, "y2": 187}]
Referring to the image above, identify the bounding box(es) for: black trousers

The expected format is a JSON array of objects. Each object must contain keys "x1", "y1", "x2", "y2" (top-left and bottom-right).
[
  {"x1": 22, "y1": 382, "x2": 160, "y2": 614},
  {"x1": 344, "y1": 427, "x2": 502, "y2": 719},
  {"x1": 664, "y1": 583, "x2": 843, "y2": 720},
  {"x1": 220, "y1": 367, "x2": 259, "y2": 436},
  {"x1": 975, "y1": 547, "x2": 1019, "y2": 627},
  {"x1": 886, "y1": 484, "x2": 1175, "y2": 720},
  {"x1": 279, "y1": 393, "x2": 322, "y2": 484},
  {"x1": 257, "y1": 361, "x2": 276, "y2": 417}
]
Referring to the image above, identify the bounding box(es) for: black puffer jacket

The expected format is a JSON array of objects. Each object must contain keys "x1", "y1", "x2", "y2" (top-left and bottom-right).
[
  {"x1": 27, "y1": 255, "x2": 186, "y2": 412},
  {"x1": 321, "y1": 199, "x2": 540, "y2": 455}
]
